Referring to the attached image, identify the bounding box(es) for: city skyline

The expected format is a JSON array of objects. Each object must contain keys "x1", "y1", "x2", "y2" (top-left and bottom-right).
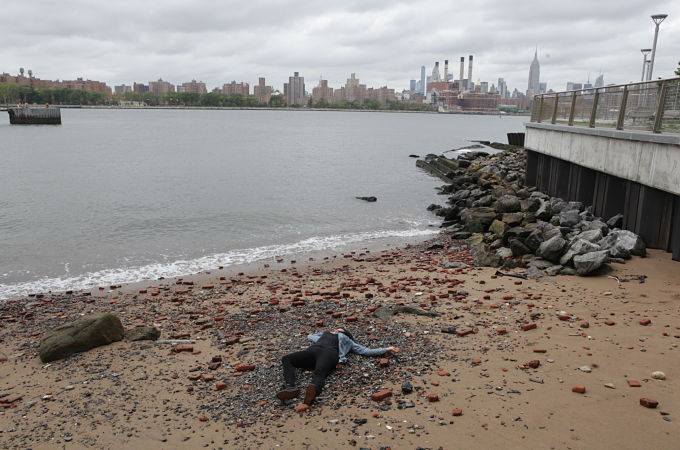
[{"x1": 0, "y1": 0, "x2": 678, "y2": 94}]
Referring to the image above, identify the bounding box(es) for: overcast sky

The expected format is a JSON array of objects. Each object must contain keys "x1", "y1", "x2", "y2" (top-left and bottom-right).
[{"x1": 1, "y1": 0, "x2": 678, "y2": 93}]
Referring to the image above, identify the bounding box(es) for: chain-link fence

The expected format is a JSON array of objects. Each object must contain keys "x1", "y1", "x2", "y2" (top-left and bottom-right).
[{"x1": 530, "y1": 78, "x2": 680, "y2": 134}]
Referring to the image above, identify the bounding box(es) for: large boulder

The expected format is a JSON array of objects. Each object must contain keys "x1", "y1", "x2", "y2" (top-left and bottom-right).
[
  {"x1": 559, "y1": 210, "x2": 580, "y2": 228},
  {"x1": 575, "y1": 229, "x2": 604, "y2": 243},
  {"x1": 537, "y1": 235, "x2": 567, "y2": 262},
  {"x1": 573, "y1": 250, "x2": 610, "y2": 275},
  {"x1": 509, "y1": 238, "x2": 532, "y2": 257},
  {"x1": 39, "y1": 313, "x2": 124, "y2": 363},
  {"x1": 461, "y1": 207, "x2": 497, "y2": 233},
  {"x1": 496, "y1": 195, "x2": 521, "y2": 213},
  {"x1": 535, "y1": 199, "x2": 553, "y2": 221},
  {"x1": 560, "y1": 239, "x2": 601, "y2": 266},
  {"x1": 489, "y1": 219, "x2": 508, "y2": 237},
  {"x1": 473, "y1": 247, "x2": 502, "y2": 267},
  {"x1": 609, "y1": 230, "x2": 646, "y2": 258},
  {"x1": 126, "y1": 326, "x2": 161, "y2": 342}
]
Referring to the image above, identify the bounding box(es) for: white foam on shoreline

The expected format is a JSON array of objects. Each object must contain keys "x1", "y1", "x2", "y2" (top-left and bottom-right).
[{"x1": 0, "y1": 227, "x2": 438, "y2": 301}]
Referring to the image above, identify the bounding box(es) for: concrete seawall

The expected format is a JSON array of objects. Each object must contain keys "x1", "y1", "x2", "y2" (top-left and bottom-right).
[{"x1": 8, "y1": 107, "x2": 61, "y2": 125}]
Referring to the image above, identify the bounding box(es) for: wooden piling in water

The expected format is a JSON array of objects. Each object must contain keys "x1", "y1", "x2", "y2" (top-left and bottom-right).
[{"x1": 7, "y1": 107, "x2": 61, "y2": 125}]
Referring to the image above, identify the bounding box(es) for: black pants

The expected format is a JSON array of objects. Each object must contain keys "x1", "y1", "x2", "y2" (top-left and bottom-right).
[{"x1": 282, "y1": 346, "x2": 339, "y2": 393}]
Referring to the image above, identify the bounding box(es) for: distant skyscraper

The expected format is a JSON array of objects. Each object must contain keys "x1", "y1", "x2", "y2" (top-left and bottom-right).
[
  {"x1": 431, "y1": 62, "x2": 441, "y2": 82},
  {"x1": 254, "y1": 77, "x2": 273, "y2": 103},
  {"x1": 409, "y1": 79, "x2": 416, "y2": 93},
  {"x1": 594, "y1": 74, "x2": 604, "y2": 88},
  {"x1": 527, "y1": 49, "x2": 540, "y2": 94},
  {"x1": 284, "y1": 72, "x2": 305, "y2": 105},
  {"x1": 538, "y1": 82, "x2": 547, "y2": 94},
  {"x1": 497, "y1": 78, "x2": 508, "y2": 99},
  {"x1": 420, "y1": 66, "x2": 426, "y2": 95}
]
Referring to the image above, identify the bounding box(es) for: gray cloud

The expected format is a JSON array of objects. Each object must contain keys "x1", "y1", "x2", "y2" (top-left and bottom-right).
[{"x1": 1, "y1": 0, "x2": 678, "y2": 93}]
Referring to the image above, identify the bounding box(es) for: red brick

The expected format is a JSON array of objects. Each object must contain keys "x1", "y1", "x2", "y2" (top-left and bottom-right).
[
  {"x1": 533, "y1": 349, "x2": 547, "y2": 353},
  {"x1": 639, "y1": 319, "x2": 651, "y2": 326},
  {"x1": 497, "y1": 328, "x2": 507, "y2": 335},
  {"x1": 451, "y1": 408, "x2": 463, "y2": 416},
  {"x1": 295, "y1": 404, "x2": 309, "y2": 412},
  {"x1": 371, "y1": 389, "x2": 393, "y2": 401},
  {"x1": 527, "y1": 360, "x2": 540, "y2": 369},
  {"x1": 558, "y1": 314, "x2": 570, "y2": 321},
  {"x1": 173, "y1": 345, "x2": 193, "y2": 353},
  {"x1": 215, "y1": 382, "x2": 228, "y2": 391},
  {"x1": 605, "y1": 320, "x2": 616, "y2": 326},
  {"x1": 225, "y1": 337, "x2": 240, "y2": 346},
  {"x1": 208, "y1": 362, "x2": 221, "y2": 370},
  {"x1": 457, "y1": 329, "x2": 474, "y2": 337},
  {"x1": 627, "y1": 380, "x2": 641, "y2": 387},
  {"x1": 580, "y1": 321, "x2": 590, "y2": 328},
  {"x1": 572, "y1": 386, "x2": 586, "y2": 394},
  {"x1": 521, "y1": 323, "x2": 537, "y2": 331},
  {"x1": 640, "y1": 398, "x2": 658, "y2": 408},
  {"x1": 427, "y1": 394, "x2": 439, "y2": 402},
  {"x1": 378, "y1": 358, "x2": 390, "y2": 367},
  {"x1": 235, "y1": 364, "x2": 255, "y2": 372},
  {"x1": 346, "y1": 316, "x2": 358, "y2": 322}
]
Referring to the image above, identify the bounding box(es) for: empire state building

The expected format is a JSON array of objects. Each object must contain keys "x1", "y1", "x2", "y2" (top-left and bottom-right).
[{"x1": 527, "y1": 49, "x2": 540, "y2": 94}]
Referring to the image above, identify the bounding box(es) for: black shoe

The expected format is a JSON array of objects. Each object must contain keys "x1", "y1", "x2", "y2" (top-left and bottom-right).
[
  {"x1": 303, "y1": 385, "x2": 317, "y2": 406},
  {"x1": 276, "y1": 387, "x2": 300, "y2": 401}
]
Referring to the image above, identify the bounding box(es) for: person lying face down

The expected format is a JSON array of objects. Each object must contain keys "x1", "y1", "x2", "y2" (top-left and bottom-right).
[{"x1": 276, "y1": 327, "x2": 399, "y2": 406}]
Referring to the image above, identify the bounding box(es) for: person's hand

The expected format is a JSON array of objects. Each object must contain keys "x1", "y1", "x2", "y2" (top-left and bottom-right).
[{"x1": 386, "y1": 346, "x2": 400, "y2": 355}]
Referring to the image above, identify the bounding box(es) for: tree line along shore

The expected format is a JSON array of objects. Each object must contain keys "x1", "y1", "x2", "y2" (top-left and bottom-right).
[{"x1": 0, "y1": 82, "x2": 433, "y2": 111}]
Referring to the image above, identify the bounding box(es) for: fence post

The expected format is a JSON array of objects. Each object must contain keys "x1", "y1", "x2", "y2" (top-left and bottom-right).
[
  {"x1": 653, "y1": 83, "x2": 668, "y2": 133},
  {"x1": 551, "y1": 94, "x2": 559, "y2": 124},
  {"x1": 568, "y1": 91, "x2": 577, "y2": 126},
  {"x1": 589, "y1": 90, "x2": 599, "y2": 128},
  {"x1": 616, "y1": 86, "x2": 628, "y2": 130}
]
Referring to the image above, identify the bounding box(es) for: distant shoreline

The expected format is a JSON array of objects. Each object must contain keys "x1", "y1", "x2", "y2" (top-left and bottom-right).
[{"x1": 1, "y1": 104, "x2": 530, "y2": 116}]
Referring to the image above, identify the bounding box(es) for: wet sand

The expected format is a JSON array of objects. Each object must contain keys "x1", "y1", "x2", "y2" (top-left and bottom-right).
[{"x1": 1, "y1": 237, "x2": 679, "y2": 449}]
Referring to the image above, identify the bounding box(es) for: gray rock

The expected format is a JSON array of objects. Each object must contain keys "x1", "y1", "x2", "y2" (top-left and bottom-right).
[
  {"x1": 537, "y1": 236, "x2": 567, "y2": 262},
  {"x1": 582, "y1": 220, "x2": 609, "y2": 235},
  {"x1": 489, "y1": 219, "x2": 508, "y2": 237},
  {"x1": 496, "y1": 247, "x2": 513, "y2": 259},
  {"x1": 528, "y1": 258, "x2": 554, "y2": 270},
  {"x1": 39, "y1": 313, "x2": 124, "y2": 363},
  {"x1": 496, "y1": 195, "x2": 521, "y2": 213},
  {"x1": 573, "y1": 250, "x2": 610, "y2": 275},
  {"x1": 606, "y1": 213, "x2": 623, "y2": 229},
  {"x1": 443, "y1": 261, "x2": 469, "y2": 269},
  {"x1": 474, "y1": 247, "x2": 502, "y2": 267},
  {"x1": 575, "y1": 229, "x2": 604, "y2": 243},
  {"x1": 560, "y1": 239, "x2": 601, "y2": 266},
  {"x1": 535, "y1": 199, "x2": 552, "y2": 221},
  {"x1": 526, "y1": 266, "x2": 544, "y2": 279},
  {"x1": 610, "y1": 230, "x2": 646, "y2": 258},
  {"x1": 501, "y1": 212, "x2": 524, "y2": 227},
  {"x1": 461, "y1": 207, "x2": 497, "y2": 233},
  {"x1": 451, "y1": 189, "x2": 471, "y2": 201},
  {"x1": 560, "y1": 266, "x2": 577, "y2": 275},
  {"x1": 559, "y1": 209, "x2": 581, "y2": 227},
  {"x1": 126, "y1": 326, "x2": 161, "y2": 342},
  {"x1": 545, "y1": 265, "x2": 563, "y2": 276},
  {"x1": 508, "y1": 238, "x2": 532, "y2": 257},
  {"x1": 520, "y1": 198, "x2": 541, "y2": 213}
]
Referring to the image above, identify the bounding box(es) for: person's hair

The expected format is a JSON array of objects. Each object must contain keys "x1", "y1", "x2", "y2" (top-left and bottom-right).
[{"x1": 338, "y1": 328, "x2": 354, "y2": 341}]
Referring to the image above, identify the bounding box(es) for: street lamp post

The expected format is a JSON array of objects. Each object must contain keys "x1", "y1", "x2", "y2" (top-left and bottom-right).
[
  {"x1": 647, "y1": 14, "x2": 668, "y2": 81},
  {"x1": 641, "y1": 49, "x2": 651, "y2": 82}
]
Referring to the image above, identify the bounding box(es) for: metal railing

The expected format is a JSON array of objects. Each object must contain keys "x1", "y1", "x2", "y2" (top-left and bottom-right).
[{"x1": 530, "y1": 77, "x2": 680, "y2": 134}]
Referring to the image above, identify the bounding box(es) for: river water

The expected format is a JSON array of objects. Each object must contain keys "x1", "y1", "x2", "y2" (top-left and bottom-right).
[{"x1": 0, "y1": 109, "x2": 526, "y2": 299}]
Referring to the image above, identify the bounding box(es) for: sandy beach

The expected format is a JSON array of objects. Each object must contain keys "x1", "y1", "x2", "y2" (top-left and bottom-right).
[{"x1": 1, "y1": 235, "x2": 679, "y2": 449}]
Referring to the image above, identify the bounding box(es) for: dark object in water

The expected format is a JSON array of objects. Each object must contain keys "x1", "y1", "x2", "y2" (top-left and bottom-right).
[
  {"x1": 356, "y1": 196, "x2": 377, "y2": 202},
  {"x1": 409, "y1": 154, "x2": 420, "y2": 158},
  {"x1": 8, "y1": 107, "x2": 61, "y2": 125}
]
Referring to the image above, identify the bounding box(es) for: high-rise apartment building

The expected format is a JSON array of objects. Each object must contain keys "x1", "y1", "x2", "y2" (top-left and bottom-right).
[
  {"x1": 312, "y1": 79, "x2": 334, "y2": 102},
  {"x1": 497, "y1": 78, "x2": 508, "y2": 99},
  {"x1": 149, "y1": 79, "x2": 175, "y2": 96},
  {"x1": 409, "y1": 79, "x2": 416, "y2": 93},
  {"x1": 527, "y1": 49, "x2": 540, "y2": 95},
  {"x1": 133, "y1": 82, "x2": 149, "y2": 94},
  {"x1": 114, "y1": 84, "x2": 132, "y2": 94},
  {"x1": 420, "y1": 66, "x2": 426, "y2": 95},
  {"x1": 342, "y1": 73, "x2": 366, "y2": 103},
  {"x1": 284, "y1": 72, "x2": 305, "y2": 106},
  {"x1": 223, "y1": 81, "x2": 249, "y2": 96},
  {"x1": 254, "y1": 77, "x2": 273, "y2": 103},
  {"x1": 178, "y1": 80, "x2": 207, "y2": 94}
]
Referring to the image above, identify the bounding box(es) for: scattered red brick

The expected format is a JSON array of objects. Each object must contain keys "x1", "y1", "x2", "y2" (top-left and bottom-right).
[
  {"x1": 521, "y1": 323, "x2": 537, "y2": 331},
  {"x1": 215, "y1": 382, "x2": 228, "y2": 391},
  {"x1": 452, "y1": 408, "x2": 463, "y2": 416},
  {"x1": 235, "y1": 364, "x2": 255, "y2": 372},
  {"x1": 627, "y1": 380, "x2": 641, "y2": 387},
  {"x1": 371, "y1": 389, "x2": 393, "y2": 401},
  {"x1": 639, "y1": 319, "x2": 651, "y2": 326},
  {"x1": 640, "y1": 398, "x2": 659, "y2": 408},
  {"x1": 572, "y1": 386, "x2": 586, "y2": 394},
  {"x1": 427, "y1": 394, "x2": 439, "y2": 402}
]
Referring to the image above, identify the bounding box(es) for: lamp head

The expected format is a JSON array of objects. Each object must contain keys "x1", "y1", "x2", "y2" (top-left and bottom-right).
[
  {"x1": 651, "y1": 14, "x2": 668, "y2": 25},
  {"x1": 641, "y1": 48, "x2": 652, "y2": 55}
]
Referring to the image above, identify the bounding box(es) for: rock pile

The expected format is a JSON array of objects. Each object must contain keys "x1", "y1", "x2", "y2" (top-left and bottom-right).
[{"x1": 419, "y1": 145, "x2": 646, "y2": 276}]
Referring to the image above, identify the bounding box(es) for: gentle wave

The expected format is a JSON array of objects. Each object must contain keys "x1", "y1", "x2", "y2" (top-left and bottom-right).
[{"x1": 0, "y1": 228, "x2": 438, "y2": 301}]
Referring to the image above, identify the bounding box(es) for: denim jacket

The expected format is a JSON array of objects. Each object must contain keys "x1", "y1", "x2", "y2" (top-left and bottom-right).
[{"x1": 307, "y1": 332, "x2": 387, "y2": 364}]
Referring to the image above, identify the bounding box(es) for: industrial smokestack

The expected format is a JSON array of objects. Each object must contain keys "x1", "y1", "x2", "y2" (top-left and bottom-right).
[
  {"x1": 444, "y1": 60, "x2": 449, "y2": 83},
  {"x1": 468, "y1": 55, "x2": 473, "y2": 89},
  {"x1": 459, "y1": 57, "x2": 464, "y2": 84}
]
